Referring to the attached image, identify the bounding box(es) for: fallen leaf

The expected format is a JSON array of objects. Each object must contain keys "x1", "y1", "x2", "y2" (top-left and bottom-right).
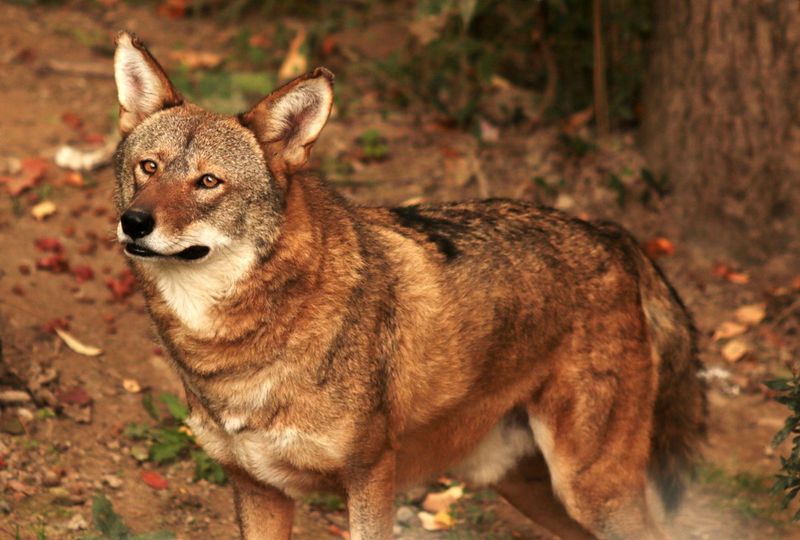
[
  {"x1": 61, "y1": 112, "x2": 83, "y2": 131},
  {"x1": 735, "y1": 303, "x2": 766, "y2": 325},
  {"x1": 42, "y1": 318, "x2": 70, "y2": 333},
  {"x1": 721, "y1": 338, "x2": 749, "y2": 363},
  {"x1": 36, "y1": 253, "x2": 69, "y2": 273},
  {"x1": 31, "y1": 200, "x2": 57, "y2": 221},
  {"x1": 563, "y1": 106, "x2": 594, "y2": 135},
  {"x1": 726, "y1": 271, "x2": 750, "y2": 284},
  {"x1": 122, "y1": 379, "x2": 141, "y2": 393},
  {"x1": 278, "y1": 28, "x2": 308, "y2": 81},
  {"x1": 169, "y1": 50, "x2": 223, "y2": 70},
  {"x1": 131, "y1": 444, "x2": 149, "y2": 462},
  {"x1": 141, "y1": 470, "x2": 168, "y2": 490},
  {"x1": 321, "y1": 35, "x2": 337, "y2": 56},
  {"x1": 792, "y1": 276, "x2": 800, "y2": 290},
  {"x1": 326, "y1": 524, "x2": 350, "y2": 539},
  {"x1": 106, "y1": 269, "x2": 136, "y2": 301},
  {"x1": 62, "y1": 171, "x2": 85, "y2": 187},
  {"x1": 712, "y1": 321, "x2": 747, "y2": 341},
  {"x1": 422, "y1": 485, "x2": 464, "y2": 513},
  {"x1": 478, "y1": 118, "x2": 499, "y2": 143},
  {"x1": 72, "y1": 265, "x2": 95, "y2": 284},
  {"x1": 55, "y1": 328, "x2": 102, "y2": 357},
  {"x1": 56, "y1": 387, "x2": 93, "y2": 407},
  {"x1": 418, "y1": 510, "x2": 454, "y2": 531},
  {"x1": 5, "y1": 157, "x2": 47, "y2": 196},
  {"x1": 35, "y1": 237, "x2": 64, "y2": 252},
  {"x1": 643, "y1": 237, "x2": 675, "y2": 259},
  {"x1": 157, "y1": 0, "x2": 189, "y2": 19},
  {"x1": 712, "y1": 263, "x2": 750, "y2": 284}
]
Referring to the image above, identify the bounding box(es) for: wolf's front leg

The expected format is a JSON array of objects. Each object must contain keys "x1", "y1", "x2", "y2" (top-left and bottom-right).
[
  {"x1": 346, "y1": 450, "x2": 397, "y2": 540},
  {"x1": 228, "y1": 468, "x2": 295, "y2": 540}
]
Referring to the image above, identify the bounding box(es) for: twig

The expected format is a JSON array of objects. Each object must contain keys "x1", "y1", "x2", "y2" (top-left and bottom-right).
[
  {"x1": 39, "y1": 59, "x2": 113, "y2": 78},
  {"x1": 592, "y1": 0, "x2": 610, "y2": 137}
]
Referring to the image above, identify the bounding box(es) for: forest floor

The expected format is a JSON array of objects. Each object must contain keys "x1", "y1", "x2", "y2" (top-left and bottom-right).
[{"x1": 1, "y1": 2, "x2": 799, "y2": 539}]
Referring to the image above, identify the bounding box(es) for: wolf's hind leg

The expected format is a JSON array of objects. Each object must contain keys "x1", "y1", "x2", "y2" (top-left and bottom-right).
[
  {"x1": 494, "y1": 453, "x2": 594, "y2": 539},
  {"x1": 528, "y1": 413, "x2": 665, "y2": 540}
]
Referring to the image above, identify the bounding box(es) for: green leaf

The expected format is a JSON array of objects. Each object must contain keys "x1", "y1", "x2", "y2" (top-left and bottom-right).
[
  {"x1": 123, "y1": 423, "x2": 150, "y2": 441},
  {"x1": 92, "y1": 494, "x2": 130, "y2": 540},
  {"x1": 159, "y1": 393, "x2": 189, "y2": 422},
  {"x1": 149, "y1": 428, "x2": 192, "y2": 464},
  {"x1": 130, "y1": 532, "x2": 175, "y2": 540},
  {"x1": 141, "y1": 393, "x2": 160, "y2": 422},
  {"x1": 765, "y1": 378, "x2": 791, "y2": 391},
  {"x1": 192, "y1": 450, "x2": 227, "y2": 485}
]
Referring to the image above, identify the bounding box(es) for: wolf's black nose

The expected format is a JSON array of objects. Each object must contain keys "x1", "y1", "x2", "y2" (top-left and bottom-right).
[{"x1": 121, "y1": 209, "x2": 155, "y2": 239}]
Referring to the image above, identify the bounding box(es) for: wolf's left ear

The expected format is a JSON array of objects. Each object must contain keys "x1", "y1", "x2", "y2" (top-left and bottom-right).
[
  {"x1": 240, "y1": 68, "x2": 334, "y2": 176},
  {"x1": 114, "y1": 32, "x2": 183, "y2": 135}
]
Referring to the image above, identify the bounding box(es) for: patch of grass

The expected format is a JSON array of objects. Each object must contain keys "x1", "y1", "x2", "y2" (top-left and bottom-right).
[
  {"x1": 82, "y1": 493, "x2": 174, "y2": 540},
  {"x1": 357, "y1": 129, "x2": 390, "y2": 162},
  {"x1": 304, "y1": 492, "x2": 345, "y2": 512},
  {"x1": 171, "y1": 68, "x2": 274, "y2": 115},
  {"x1": 696, "y1": 463, "x2": 789, "y2": 528},
  {"x1": 123, "y1": 393, "x2": 226, "y2": 485}
]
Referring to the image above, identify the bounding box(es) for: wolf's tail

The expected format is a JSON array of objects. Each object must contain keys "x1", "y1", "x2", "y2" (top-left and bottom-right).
[{"x1": 635, "y1": 248, "x2": 707, "y2": 513}]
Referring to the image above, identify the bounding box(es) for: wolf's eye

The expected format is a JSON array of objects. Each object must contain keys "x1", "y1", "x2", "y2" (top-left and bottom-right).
[
  {"x1": 140, "y1": 160, "x2": 158, "y2": 175},
  {"x1": 198, "y1": 174, "x2": 223, "y2": 189}
]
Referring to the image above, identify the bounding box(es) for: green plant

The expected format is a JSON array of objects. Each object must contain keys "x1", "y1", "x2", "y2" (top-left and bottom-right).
[
  {"x1": 357, "y1": 129, "x2": 390, "y2": 161},
  {"x1": 82, "y1": 494, "x2": 174, "y2": 540},
  {"x1": 768, "y1": 375, "x2": 800, "y2": 520},
  {"x1": 124, "y1": 393, "x2": 226, "y2": 485},
  {"x1": 304, "y1": 492, "x2": 345, "y2": 512}
]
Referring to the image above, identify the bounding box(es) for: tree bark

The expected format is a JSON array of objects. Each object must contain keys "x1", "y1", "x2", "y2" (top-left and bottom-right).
[{"x1": 641, "y1": 0, "x2": 800, "y2": 257}]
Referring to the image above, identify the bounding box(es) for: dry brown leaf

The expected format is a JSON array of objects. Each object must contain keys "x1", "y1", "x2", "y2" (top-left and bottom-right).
[
  {"x1": 122, "y1": 379, "x2": 141, "y2": 393},
  {"x1": 735, "y1": 303, "x2": 766, "y2": 325},
  {"x1": 55, "y1": 328, "x2": 102, "y2": 357},
  {"x1": 712, "y1": 321, "x2": 747, "y2": 341},
  {"x1": 418, "y1": 511, "x2": 450, "y2": 531},
  {"x1": 726, "y1": 271, "x2": 750, "y2": 284},
  {"x1": 643, "y1": 237, "x2": 675, "y2": 259},
  {"x1": 721, "y1": 338, "x2": 749, "y2": 363},
  {"x1": 31, "y1": 200, "x2": 57, "y2": 221},
  {"x1": 169, "y1": 50, "x2": 223, "y2": 70},
  {"x1": 422, "y1": 485, "x2": 464, "y2": 513},
  {"x1": 278, "y1": 29, "x2": 308, "y2": 81}
]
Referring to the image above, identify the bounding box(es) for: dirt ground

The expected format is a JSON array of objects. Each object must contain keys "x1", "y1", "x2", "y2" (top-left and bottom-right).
[{"x1": 1, "y1": 2, "x2": 799, "y2": 539}]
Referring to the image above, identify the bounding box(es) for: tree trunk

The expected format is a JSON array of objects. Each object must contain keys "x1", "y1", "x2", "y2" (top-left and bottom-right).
[{"x1": 641, "y1": 0, "x2": 800, "y2": 258}]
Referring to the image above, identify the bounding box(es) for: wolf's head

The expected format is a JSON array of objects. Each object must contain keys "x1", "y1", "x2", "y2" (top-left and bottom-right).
[{"x1": 112, "y1": 31, "x2": 333, "y2": 266}]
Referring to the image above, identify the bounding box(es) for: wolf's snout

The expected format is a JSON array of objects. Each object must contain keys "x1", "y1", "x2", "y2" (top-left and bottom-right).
[{"x1": 121, "y1": 209, "x2": 155, "y2": 239}]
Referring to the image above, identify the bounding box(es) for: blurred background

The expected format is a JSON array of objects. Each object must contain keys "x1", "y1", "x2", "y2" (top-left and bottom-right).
[{"x1": 0, "y1": 0, "x2": 798, "y2": 538}]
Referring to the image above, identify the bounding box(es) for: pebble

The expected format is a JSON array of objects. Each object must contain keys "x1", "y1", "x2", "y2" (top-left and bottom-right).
[
  {"x1": 42, "y1": 468, "x2": 62, "y2": 487},
  {"x1": 103, "y1": 474, "x2": 123, "y2": 489},
  {"x1": 396, "y1": 505, "x2": 418, "y2": 526},
  {"x1": 67, "y1": 513, "x2": 88, "y2": 531},
  {"x1": 393, "y1": 524, "x2": 403, "y2": 536}
]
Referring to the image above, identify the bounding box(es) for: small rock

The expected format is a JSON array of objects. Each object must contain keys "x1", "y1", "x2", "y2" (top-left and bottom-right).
[
  {"x1": 554, "y1": 193, "x2": 575, "y2": 210},
  {"x1": 0, "y1": 499, "x2": 10, "y2": 514},
  {"x1": 66, "y1": 513, "x2": 88, "y2": 531},
  {"x1": 396, "y1": 505, "x2": 418, "y2": 526},
  {"x1": 103, "y1": 474, "x2": 123, "y2": 489},
  {"x1": 0, "y1": 390, "x2": 32, "y2": 404},
  {"x1": 16, "y1": 408, "x2": 34, "y2": 423},
  {"x1": 42, "y1": 468, "x2": 62, "y2": 487},
  {"x1": 393, "y1": 524, "x2": 403, "y2": 536}
]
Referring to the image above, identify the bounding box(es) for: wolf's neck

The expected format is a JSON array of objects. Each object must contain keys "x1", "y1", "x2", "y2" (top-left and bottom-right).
[{"x1": 149, "y1": 242, "x2": 258, "y2": 334}]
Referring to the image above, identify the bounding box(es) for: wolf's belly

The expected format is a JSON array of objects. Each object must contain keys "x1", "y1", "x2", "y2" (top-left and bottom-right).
[{"x1": 186, "y1": 414, "x2": 345, "y2": 497}]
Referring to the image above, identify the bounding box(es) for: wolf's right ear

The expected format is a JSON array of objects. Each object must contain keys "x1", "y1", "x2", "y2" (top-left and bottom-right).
[{"x1": 114, "y1": 32, "x2": 183, "y2": 135}]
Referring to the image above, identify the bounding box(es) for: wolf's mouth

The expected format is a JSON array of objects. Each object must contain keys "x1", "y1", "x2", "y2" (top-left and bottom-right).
[{"x1": 124, "y1": 243, "x2": 211, "y2": 261}]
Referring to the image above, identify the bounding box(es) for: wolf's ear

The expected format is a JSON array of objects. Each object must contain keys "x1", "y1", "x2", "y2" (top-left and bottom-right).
[
  {"x1": 114, "y1": 32, "x2": 183, "y2": 135},
  {"x1": 240, "y1": 68, "x2": 334, "y2": 177}
]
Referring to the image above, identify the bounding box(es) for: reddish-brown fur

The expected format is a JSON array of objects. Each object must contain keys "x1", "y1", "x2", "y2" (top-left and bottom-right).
[{"x1": 113, "y1": 32, "x2": 706, "y2": 539}]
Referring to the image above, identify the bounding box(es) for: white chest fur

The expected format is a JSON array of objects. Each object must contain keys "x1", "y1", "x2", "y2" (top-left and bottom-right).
[
  {"x1": 150, "y1": 242, "x2": 256, "y2": 333},
  {"x1": 186, "y1": 414, "x2": 347, "y2": 497}
]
